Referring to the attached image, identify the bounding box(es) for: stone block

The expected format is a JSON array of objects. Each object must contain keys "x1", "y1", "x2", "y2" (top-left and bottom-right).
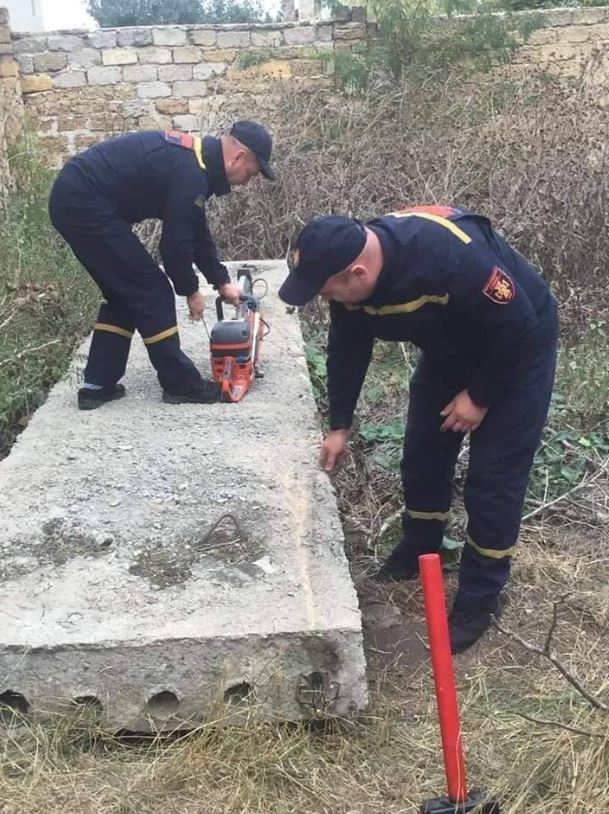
[
  {"x1": 138, "y1": 46, "x2": 173, "y2": 64},
  {"x1": 334, "y1": 22, "x2": 367, "y2": 41},
  {"x1": 34, "y1": 52, "x2": 68, "y2": 73},
  {"x1": 122, "y1": 64, "x2": 158, "y2": 82},
  {"x1": 0, "y1": 42, "x2": 13, "y2": 56},
  {"x1": 0, "y1": 58, "x2": 18, "y2": 78},
  {"x1": 53, "y1": 70, "x2": 87, "y2": 88},
  {"x1": 56, "y1": 114, "x2": 88, "y2": 130},
  {"x1": 137, "y1": 81, "x2": 172, "y2": 98},
  {"x1": 156, "y1": 98, "x2": 189, "y2": 115},
  {"x1": 539, "y1": 9, "x2": 573, "y2": 27},
  {"x1": 571, "y1": 8, "x2": 609, "y2": 26},
  {"x1": 47, "y1": 35, "x2": 85, "y2": 52},
  {"x1": 117, "y1": 28, "x2": 154, "y2": 47},
  {"x1": 123, "y1": 100, "x2": 155, "y2": 116},
  {"x1": 17, "y1": 54, "x2": 34, "y2": 74},
  {"x1": 189, "y1": 29, "x2": 217, "y2": 46},
  {"x1": 69, "y1": 48, "x2": 101, "y2": 69},
  {"x1": 283, "y1": 26, "x2": 316, "y2": 45},
  {"x1": 153, "y1": 27, "x2": 187, "y2": 46},
  {"x1": 172, "y1": 114, "x2": 201, "y2": 131},
  {"x1": 315, "y1": 23, "x2": 333, "y2": 42},
  {"x1": 560, "y1": 24, "x2": 593, "y2": 44},
  {"x1": 158, "y1": 64, "x2": 192, "y2": 81},
  {"x1": 21, "y1": 74, "x2": 53, "y2": 93},
  {"x1": 289, "y1": 58, "x2": 324, "y2": 77},
  {"x1": 75, "y1": 134, "x2": 105, "y2": 151},
  {"x1": 0, "y1": 26, "x2": 9, "y2": 44},
  {"x1": 193, "y1": 62, "x2": 227, "y2": 80},
  {"x1": 0, "y1": 8, "x2": 8, "y2": 25},
  {"x1": 216, "y1": 31, "x2": 251, "y2": 48},
  {"x1": 14, "y1": 37, "x2": 47, "y2": 55},
  {"x1": 173, "y1": 46, "x2": 203, "y2": 63},
  {"x1": 102, "y1": 48, "x2": 138, "y2": 66},
  {"x1": 251, "y1": 30, "x2": 284, "y2": 47},
  {"x1": 39, "y1": 134, "x2": 69, "y2": 154},
  {"x1": 87, "y1": 66, "x2": 122, "y2": 85},
  {"x1": 230, "y1": 58, "x2": 292, "y2": 80},
  {"x1": 201, "y1": 48, "x2": 237, "y2": 62},
  {"x1": 173, "y1": 80, "x2": 208, "y2": 97},
  {"x1": 86, "y1": 31, "x2": 117, "y2": 49},
  {"x1": 138, "y1": 114, "x2": 172, "y2": 129}
]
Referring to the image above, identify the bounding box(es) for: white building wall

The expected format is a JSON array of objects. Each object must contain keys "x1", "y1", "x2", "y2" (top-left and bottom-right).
[{"x1": 5, "y1": 0, "x2": 45, "y2": 32}]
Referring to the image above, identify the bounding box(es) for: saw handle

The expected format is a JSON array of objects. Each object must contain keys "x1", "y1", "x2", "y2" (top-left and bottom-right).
[{"x1": 215, "y1": 293, "x2": 249, "y2": 321}]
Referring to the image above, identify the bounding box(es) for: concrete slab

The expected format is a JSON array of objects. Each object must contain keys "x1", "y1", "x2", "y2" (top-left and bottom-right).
[{"x1": 0, "y1": 261, "x2": 368, "y2": 730}]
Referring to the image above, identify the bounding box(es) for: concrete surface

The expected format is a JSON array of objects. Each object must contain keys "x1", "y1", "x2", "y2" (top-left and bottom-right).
[{"x1": 0, "y1": 261, "x2": 368, "y2": 730}]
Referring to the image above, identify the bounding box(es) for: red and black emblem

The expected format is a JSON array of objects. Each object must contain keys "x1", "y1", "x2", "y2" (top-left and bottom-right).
[{"x1": 482, "y1": 266, "x2": 515, "y2": 304}]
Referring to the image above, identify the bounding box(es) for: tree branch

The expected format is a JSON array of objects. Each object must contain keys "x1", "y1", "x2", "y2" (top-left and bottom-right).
[{"x1": 492, "y1": 600, "x2": 609, "y2": 712}]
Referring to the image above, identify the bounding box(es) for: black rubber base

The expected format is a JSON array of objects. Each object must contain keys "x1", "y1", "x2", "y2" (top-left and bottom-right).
[{"x1": 421, "y1": 789, "x2": 501, "y2": 814}]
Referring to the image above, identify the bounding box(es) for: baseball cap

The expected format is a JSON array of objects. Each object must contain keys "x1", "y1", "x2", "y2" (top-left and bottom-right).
[
  {"x1": 278, "y1": 215, "x2": 367, "y2": 306},
  {"x1": 230, "y1": 120, "x2": 275, "y2": 180}
]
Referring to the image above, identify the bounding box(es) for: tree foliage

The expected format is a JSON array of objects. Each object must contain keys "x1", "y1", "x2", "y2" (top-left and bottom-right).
[{"x1": 86, "y1": 0, "x2": 272, "y2": 27}]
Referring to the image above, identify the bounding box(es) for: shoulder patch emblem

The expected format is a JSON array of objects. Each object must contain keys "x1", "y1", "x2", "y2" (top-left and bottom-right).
[{"x1": 483, "y1": 266, "x2": 515, "y2": 304}]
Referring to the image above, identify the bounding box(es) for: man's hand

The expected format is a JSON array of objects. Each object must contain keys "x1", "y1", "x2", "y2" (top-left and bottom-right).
[
  {"x1": 218, "y1": 282, "x2": 242, "y2": 305},
  {"x1": 440, "y1": 389, "x2": 488, "y2": 433},
  {"x1": 187, "y1": 290, "x2": 205, "y2": 321},
  {"x1": 319, "y1": 429, "x2": 352, "y2": 472}
]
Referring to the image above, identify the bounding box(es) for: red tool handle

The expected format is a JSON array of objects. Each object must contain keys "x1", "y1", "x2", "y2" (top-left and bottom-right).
[{"x1": 419, "y1": 553, "x2": 467, "y2": 804}]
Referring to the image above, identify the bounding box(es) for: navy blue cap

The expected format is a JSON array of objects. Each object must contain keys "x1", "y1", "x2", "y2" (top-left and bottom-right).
[
  {"x1": 279, "y1": 215, "x2": 367, "y2": 306},
  {"x1": 230, "y1": 120, "x2": 274, "y2": 180}
]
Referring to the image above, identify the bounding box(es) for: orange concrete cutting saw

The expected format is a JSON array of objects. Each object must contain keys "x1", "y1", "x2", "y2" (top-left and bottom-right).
[{"x1": 209, "y1": 265, "x2": 268, "y2": 403}]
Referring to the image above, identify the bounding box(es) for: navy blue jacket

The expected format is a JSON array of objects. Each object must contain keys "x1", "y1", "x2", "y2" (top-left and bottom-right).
[
  {"x1": 68, "y1": 130, "x2": 231, "y2": 296},
  {"x1": 327, "y1": 206, "x2": 554, "y2": 430}
]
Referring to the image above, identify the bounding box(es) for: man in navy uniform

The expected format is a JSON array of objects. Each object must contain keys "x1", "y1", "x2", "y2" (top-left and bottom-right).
[
  {"x1": 49, "y1": 121, "x2": 274, "y2": 409},
  {"x1": 279, "y1": 206, "x2": 558, "y2": 652}
]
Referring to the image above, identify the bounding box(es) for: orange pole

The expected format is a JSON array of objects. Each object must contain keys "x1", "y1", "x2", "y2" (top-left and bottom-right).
[{"x1": 419, "y1": 553, "x2": 467, "y2": 804}]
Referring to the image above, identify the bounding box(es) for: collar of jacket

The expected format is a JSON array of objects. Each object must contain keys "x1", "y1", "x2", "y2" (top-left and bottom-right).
[
  {"x1": 358, "y1": 221, "x2": 401, "y2": 307},
  {"x1": 202, "y1": 135, "x2": 231, "y2": 198}
]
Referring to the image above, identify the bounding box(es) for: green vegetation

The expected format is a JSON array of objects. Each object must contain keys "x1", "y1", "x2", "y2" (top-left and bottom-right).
[{"x1": 0, "y1": 139, "x2": 97, "y2": 457}]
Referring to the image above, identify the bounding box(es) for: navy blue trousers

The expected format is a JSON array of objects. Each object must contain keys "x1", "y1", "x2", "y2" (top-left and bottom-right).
[
  {"x1": 48, "y1": 165, "x2": 201, "y2": 392},
  {"x1": 399, "y1": 299, "x2": 558, "y2": 609}
]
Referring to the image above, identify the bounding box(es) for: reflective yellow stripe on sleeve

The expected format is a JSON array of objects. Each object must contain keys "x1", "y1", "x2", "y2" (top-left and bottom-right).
[
  {"x1": 193, "y1": 136, "x2": 206, "y2": 170},
  {"x1": 94, "y1": 322, "x2": 134, "y2": 339},
  {"x1": 143, "y1": 326, "x2": 179, "y2": 345},
  {"x1": 387, "y1": 211, "x2": 472, "y2": 244},
  {"x1": 363, "y1": 294, "x2": 449, "y2": 315}
]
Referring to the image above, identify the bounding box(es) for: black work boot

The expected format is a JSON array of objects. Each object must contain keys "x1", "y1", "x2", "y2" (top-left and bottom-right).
[
  {"x1": 448, "y1": 595, "x2": 505, "y2": 654},
  {"x1": 162, "y1": 378, "x2": 220, "y2": 405},
  {"x1": 78, "y1": 383, "x2": 126, "y2": 411},
  {"x1": 373, "y1": 540, "x2": 420, "y2": 583}
]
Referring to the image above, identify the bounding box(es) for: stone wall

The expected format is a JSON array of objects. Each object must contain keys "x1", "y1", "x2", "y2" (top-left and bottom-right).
[
  {"x1": 2, "y1": 6, "x2": 609, "y2": 171},
  {"x1": 509, "y1": 6, "x2": 609, "y2": 77},
  {"x1": 0, "y1": 7, "x2": 23, "y2": 196},
  {"x1": 12, "y1": 12, "x2": 369, "y2": 166}
]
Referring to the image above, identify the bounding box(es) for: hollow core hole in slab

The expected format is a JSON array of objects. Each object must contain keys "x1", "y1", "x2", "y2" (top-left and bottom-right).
[
  {"x1": 0, "y1": 690, "x2": 30, "y2": 722},
  {"x1": 224, "y1": 682, "x2": 254, "y2": 704},
  {"x1": 147, "y1": 691, "x2": 180, "y2": 719}
]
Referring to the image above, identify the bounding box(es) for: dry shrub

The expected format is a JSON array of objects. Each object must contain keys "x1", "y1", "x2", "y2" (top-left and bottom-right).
[{"x1": 209, "y1": 64, "x2": 609, "y2": 337}]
